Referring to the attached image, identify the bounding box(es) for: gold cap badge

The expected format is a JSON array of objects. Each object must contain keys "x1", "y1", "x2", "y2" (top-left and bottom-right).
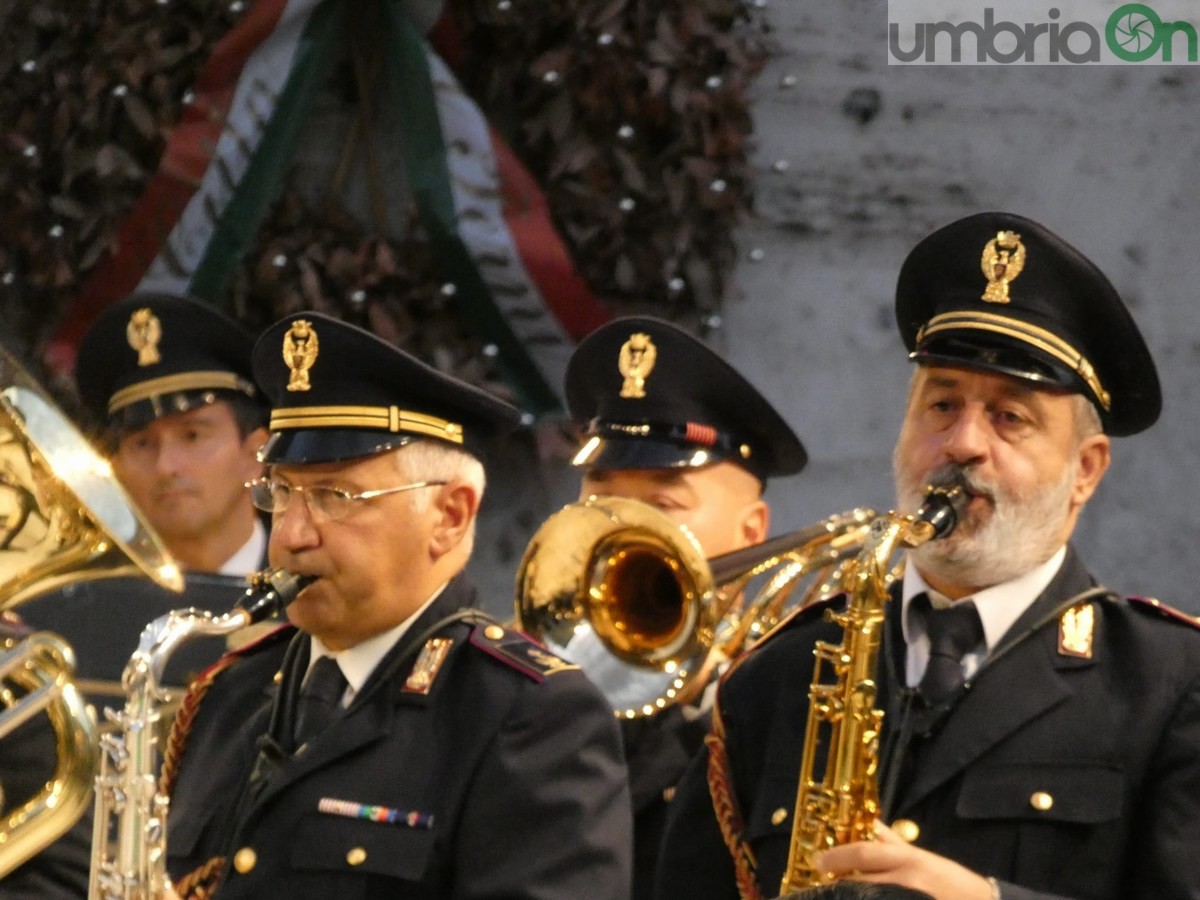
[
  {"x1": 980, "y1": 230, "x2": 1025, "y2": 304},
  {"x1": 618, "y1": 332, "x2": 657, "y2": 399},
  {"x1": 126, "y1": 308, "x2": 162, "y2": 367},
  {"x1": 1058, "y1": 601, "x2": 1094, "y2": 659},
  {"x1": 283, "y1": 319, "x2": 319, "y2": 392}
]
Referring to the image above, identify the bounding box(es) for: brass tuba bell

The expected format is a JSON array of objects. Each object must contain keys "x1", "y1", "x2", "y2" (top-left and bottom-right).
[
  {"x1": 514, "y1": 495, "x2": 876, "y2": 718},
  {"x1": 0, "y1": 346, "x2": 182, "y2": 878}
]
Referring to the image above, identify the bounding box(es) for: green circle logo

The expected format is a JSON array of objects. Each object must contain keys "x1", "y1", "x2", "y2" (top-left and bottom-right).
[{"x1": 1107, "y1": 3, "x2": 1163, "y2": 61}]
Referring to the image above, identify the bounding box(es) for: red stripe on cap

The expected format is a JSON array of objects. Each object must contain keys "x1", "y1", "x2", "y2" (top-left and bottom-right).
[{"x1": 685, "y1": 423, "x2": 717, "y2": 446}]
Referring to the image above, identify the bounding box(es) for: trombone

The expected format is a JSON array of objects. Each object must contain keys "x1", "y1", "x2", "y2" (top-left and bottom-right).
[{"x1": 515, "y1": 495, "x2": 876, "y2": 718}]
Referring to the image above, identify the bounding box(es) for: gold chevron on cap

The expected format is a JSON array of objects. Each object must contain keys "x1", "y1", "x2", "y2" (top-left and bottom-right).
[
  {"x1": 916, "y1": 309, "x2": 1111, "y2": 411},
  {"x1": 108, "y1": 371, "x2": 252, "y2": 414},
  {"x1": 270, "y1": 405, "x2": 464, "y2": 444}
]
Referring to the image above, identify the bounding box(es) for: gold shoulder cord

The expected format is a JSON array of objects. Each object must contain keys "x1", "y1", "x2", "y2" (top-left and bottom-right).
[
  {"x1": 705, "y1": 697, "x2": 762, "y2": 900},
  {"x1": 159, "y1": 655, "x2": 241, "y2": 900}
]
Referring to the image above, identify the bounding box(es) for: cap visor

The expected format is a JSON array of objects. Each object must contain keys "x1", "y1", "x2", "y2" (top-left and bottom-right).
[
  {"x1": 259, "y1": 429, "x2": 413, "y2": 465},
  {"x1": 571, "y1": 436, "x2": 728, "y2": 471}
]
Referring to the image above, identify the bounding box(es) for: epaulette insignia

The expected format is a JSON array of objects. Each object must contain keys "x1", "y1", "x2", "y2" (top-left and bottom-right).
[
  {"x1": 1128, "y1": 596, "x2": 1200, "y2": 629},
  {"x1": 1058, "y1": 601, "x2": 1094, "y2": 658},
  {"x1": 403, "y1": 637, "x2": 454, "y2": 694},
  {"x1": 469, "y1": 623, "x2": 579, "y2": 682}
]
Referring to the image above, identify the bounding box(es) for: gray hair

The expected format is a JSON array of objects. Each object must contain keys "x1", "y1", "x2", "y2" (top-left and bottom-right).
[
  {"x1": 1071, "y1": 392, "x2": 1103, "y2": 443},
  {"x1": 392, "y1": 440, "x2": 486, "y2": 553}
]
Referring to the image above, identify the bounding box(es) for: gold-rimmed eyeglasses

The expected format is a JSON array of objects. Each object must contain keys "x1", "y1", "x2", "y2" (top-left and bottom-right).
[{"x1": 246, "y1": 477, "x2": 449, "y2": 521}]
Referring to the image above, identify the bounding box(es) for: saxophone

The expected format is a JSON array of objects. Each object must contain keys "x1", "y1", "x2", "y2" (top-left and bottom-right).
[
  {"x1": 88, "y1": 568, "x2": 313, "y2": 900},
  {"x1": 778, "y1": 483, "x2": 965, "y2": 893}
]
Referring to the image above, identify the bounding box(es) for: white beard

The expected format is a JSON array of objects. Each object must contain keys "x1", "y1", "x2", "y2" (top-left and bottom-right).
[{"x1": 893, "y1": 457, "x2": 1076, "y2": 590}]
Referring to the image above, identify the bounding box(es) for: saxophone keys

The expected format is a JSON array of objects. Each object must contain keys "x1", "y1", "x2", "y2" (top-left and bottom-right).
[
  {"x1": 891, "y1": 818, "x2": 920, "y2": 842},
  {"x1": 770, "y1": 807, "x2": 789, "y2": 826}
]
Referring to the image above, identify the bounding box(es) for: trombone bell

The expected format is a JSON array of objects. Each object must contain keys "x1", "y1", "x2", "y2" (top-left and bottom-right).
[{"x1": 515, "y1": 495, "x2": 877, "y2": 718}]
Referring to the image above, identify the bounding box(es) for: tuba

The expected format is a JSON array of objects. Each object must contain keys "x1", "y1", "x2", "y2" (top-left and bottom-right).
[
  {"x1": 515, "y1": 495, "x2": 877, "y2": 718},
  {"x1": 0, "y1": 346, "x2": 183, "y2": 878},
  {"x1": 778, "y1": 482, "x2": 966, "y2": 893}
]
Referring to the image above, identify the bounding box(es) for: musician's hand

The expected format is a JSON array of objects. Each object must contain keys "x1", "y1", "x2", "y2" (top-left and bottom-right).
[
  {"x1": 160, "y1": 886, "x2": 183, "y2": 900},
  {"x1": 812, "y1": 821, "x2": 995, "y2": 900}
]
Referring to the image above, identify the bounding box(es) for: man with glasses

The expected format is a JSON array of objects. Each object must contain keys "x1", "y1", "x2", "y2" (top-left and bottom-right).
[{"x1": 163, "y1": 312, "x2": 632, "y2": 899}]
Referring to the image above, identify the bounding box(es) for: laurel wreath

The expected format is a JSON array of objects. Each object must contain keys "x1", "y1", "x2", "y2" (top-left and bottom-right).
[{"x1": 0, "y1": 0, "x2": 763, "y2": 409}]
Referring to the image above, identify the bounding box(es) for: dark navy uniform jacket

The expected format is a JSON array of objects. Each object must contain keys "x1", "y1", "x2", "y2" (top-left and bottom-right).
[
  {"x1": 166, "y1": 573, "x2": 633, "y2": 899},
  {"x1": 656, "y1": 546, "x2": 1200, "y2": 900}
]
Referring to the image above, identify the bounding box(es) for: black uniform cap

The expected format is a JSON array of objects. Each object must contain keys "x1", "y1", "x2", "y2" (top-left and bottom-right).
[
  {"x1": 896, "y1": 211, "x2": 1161, "y2": 437},
  {"x1": 74, "y1": 292, "x2": 260, "y2": 433},
  {"x1": 254, "y1": 312, "x2": 522, "y2": 465},
  {"x1": 565, "y1": 316, "x2": 806, "y2": 483}
]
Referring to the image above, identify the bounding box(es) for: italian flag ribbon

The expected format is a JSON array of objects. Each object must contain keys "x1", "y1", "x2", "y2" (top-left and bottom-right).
[{"x1": 49, "y1": 0, "x2": 608, "y2": 413}]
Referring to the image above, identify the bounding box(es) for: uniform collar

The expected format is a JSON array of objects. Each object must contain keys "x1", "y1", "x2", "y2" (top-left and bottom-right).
[
  {"x1": 305, "y1": 580, "x2": 449, "y2": 703},
  {"x1": 900, "y1": 545, "x2": 1067, "y2": 684}
]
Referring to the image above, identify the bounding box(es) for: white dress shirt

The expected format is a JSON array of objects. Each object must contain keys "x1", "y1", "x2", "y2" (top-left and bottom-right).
[
  {"x1": 900, "y1": 545, "x2": 1067, "y2": 687},
  {"x1": 304, "y1": 581, "x2": 449, "y2": 707}
]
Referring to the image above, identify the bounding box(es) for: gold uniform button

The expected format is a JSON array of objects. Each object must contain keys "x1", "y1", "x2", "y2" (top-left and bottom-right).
[
  {"x1": 484, "y1": 625, "x2": 505, "y2": 640},
  {"x1": 346, "y1": 847, "x2": 368, "y2": 866},
  {"x1": 233, "y1": 847, "x2": 257, "y2": 874},
  {"x1": 892, "y1": 818, "x2": 920, "y2": 842},
  {"x1": 771, "y1": 807, "x2": 789, "y2": 826},
  {"x1": 1030, "y1": 791, "x2": 1054, "y2": 811}
]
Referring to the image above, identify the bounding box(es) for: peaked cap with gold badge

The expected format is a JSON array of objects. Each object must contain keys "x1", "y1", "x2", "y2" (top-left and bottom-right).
[
  {"x1": 253, "y1": 312, "x2": 522, "y2": 464},
  {"x1": 896, "y1": 211, "x2": 1161, "y2": 436},
  {"x1": 74, "y1": 292, "x2": 260, "y2": 433},
  {"x1": 565, "y1": 316, "x2": 806, "y2": 483}
]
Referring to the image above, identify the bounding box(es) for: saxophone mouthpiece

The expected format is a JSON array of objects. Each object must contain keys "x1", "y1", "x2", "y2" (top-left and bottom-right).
[
  {"x1": 237, "y1": 568, "x2": 317, "y2": 624},
  {"x1": 916, "y1": 481, "x2": 969, "y2": 540}
]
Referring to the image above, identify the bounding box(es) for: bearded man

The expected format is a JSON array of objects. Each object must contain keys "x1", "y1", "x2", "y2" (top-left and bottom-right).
[{"x1": 654, "y1": 212, "x2": 1200, "y2": 900}]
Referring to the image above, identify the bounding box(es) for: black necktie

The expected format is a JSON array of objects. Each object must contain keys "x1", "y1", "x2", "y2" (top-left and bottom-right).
[
  {"x1": 294, "y1": 656, "x2": 348, "y2": 747},
  {"x1": 915, "y1": 593, "x2": 983, "y2": 705}
]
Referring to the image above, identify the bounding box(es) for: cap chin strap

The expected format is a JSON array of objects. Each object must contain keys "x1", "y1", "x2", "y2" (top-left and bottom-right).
[
  {"x1": 108, "y1": 371, "x2": 254, "y2": 414},
  {"x1": 269, "y1": 405, "x2": 463, "y2": 444},
  {"x1": 916, "y1": 310, "x2": 1110, "y2": 412}
]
